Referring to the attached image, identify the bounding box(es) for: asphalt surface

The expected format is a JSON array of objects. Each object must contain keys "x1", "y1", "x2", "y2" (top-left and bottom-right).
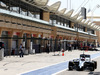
[
  {"x1": 0, "y1": 50, "x2": 100, "y2": 75},
  {"x1": 57, "y1": 57, "x2": 100, "y2": 75}
]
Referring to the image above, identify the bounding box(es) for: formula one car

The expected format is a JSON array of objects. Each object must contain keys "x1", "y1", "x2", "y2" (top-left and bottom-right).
[{"x1": 68, "y1": 54, "x2": 97, "y2": 71}]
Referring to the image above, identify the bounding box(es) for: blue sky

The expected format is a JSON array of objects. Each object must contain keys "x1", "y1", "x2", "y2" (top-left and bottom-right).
[{"x1": 48, "y1": 0, "x2": 100, "y2": 16}]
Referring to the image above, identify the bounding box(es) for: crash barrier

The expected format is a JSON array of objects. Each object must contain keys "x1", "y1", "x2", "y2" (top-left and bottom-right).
[{"x1": 0, "y1": 48, "x2": 4, "y2": 61}]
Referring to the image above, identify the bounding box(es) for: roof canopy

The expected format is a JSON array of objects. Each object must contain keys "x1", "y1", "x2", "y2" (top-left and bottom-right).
[
  {"x1": 97, "y1": 26, "x2": 100, "y2": 29},
  {"x1": 81, "y1": 19, "x2": 86, "y2": 25},
  {"x1": 21, "y1": 0, "x2": 100, "y2": 31},
  {"x1": 88, "y1": 22, "x2": 92, "y2": 26},
  {"x1": 26, "y1": 0, "x2": 49, "y2": 6},
  {"x1": 47, "y1": 1, "x2": 61, "y2": 12},
  {"x1": 77, "y1": 16, "x2": 84, "y2": 22},
  {"x1": 84, "y1": 20, "x2": 90, "y2": 25},
  {"x1": 90, "y1": 23, "x2": 95, "y2": 27},
  {"x1": 92, "y1": 25, "x2": 99, "y2": 30},
  {"x1": 64, "y1": 9, "x2": 74, "y2": 18},
  {"x1": 71, "y1": 12, "x2": 80, "y2": 20},
  {"x1": 35, "y1": 0, "x2": 48, "y2": 6},
  {"x1": 58, "y1": 8, "x2": 66, "y2": 15}
]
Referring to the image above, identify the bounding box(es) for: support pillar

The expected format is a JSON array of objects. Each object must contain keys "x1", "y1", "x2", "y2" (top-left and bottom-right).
[
  {"x1": 51, "y1": 27, "x2": 57, "y2": 39},
  {"x1": 95, "y1": 39, "x2": 98, "y2": 47},
  {"x1": 76, "y1": 32, "x2": 79, "y2": 42},
  {"x1": 0, "y1": 29, "x2": 2, "y2": 41},
  {"x1": 27, "y1": 34, "x2": 31, "y2": 49},
  {"x1": 85, "y1": 27, "x2": 87, "y2": 32},
  {"x1": 43, "y1": 11, "x2": 50, "y2": 22},
  {"x1": 71, "y1": 22, "x2": 74, "y2": 28},
  {"x1": 8, "y1": 31, "x2": 13, "y2": 55},
  {"x1": 18, "y1": 32, "x2": 23, "y2": 48}
]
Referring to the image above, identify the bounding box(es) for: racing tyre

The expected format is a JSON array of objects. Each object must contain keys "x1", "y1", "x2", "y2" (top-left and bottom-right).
[
  {"x1": 69, "y1": 62, "x2": 73, "y2": 70},
  {"x1": 69, "y1": 66, "x2": 73, "y2": 70},
  {"x1": 94, "y1": 61, "x2": 97, "y2": 69},
  {"x1": 90, "y1": 64, "x2": 94, "y2": 71},
  {"x1": 80, "y1": 67, "x2": 84, "y2": 71}
]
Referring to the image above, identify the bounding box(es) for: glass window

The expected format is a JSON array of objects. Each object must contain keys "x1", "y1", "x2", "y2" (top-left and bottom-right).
[
  {"x1": 49, "y1": 19, "x2": 52, "y2": 24},
  {"x1": 36, "y1": 14, "x2": 40, "y2": 19},
  {"x1": 61, "y1": 22, "x2": 63, "y2": 26},
  {"x1": 53, "y1": 20, "x2": 56, "y2": 24},
  {"x1": 58, "y1": 22, "x2": 60, "y2": 25},
  {"x1": 10, "y1": 7, "x2": 19, "y2": 13},
  {"x1": 64, "y1": 23, "x2": 67, "y2": 27},
  {"x1": 29, "y1": 12, "x2": 34, "y2": 17},
  {"x1": 20, "y1": 8, "x2": 27, "y2": 16}
]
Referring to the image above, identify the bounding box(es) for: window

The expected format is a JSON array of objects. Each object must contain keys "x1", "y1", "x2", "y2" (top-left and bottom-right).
[
  {"x1": 61, "y1": 22, "x2": 63, "y2": 26},
  {"x1": 53, "y1": 20, "x2": 56, "y2": 24},
  {"x1": 29, "y1": 12, "x2": 34, "y2": 17},
  {"x1": 49, "y1": 19, "x2": 53, "y2": 24},
  {"x1": 36, "y1": 14, "x2": 40, "y2": 19},
  {"x1": 58, "y1": 21, "x2": 60, "y2": 25},
  {"x1": 10, "y1": 7, "x2": 19, "y2": 13},
  {"x1": 64, "y1": 23, "x2": 67, "y2": 27},
  {"x1": 20, "y1": 8, "x2": 27, "y2": 16}
]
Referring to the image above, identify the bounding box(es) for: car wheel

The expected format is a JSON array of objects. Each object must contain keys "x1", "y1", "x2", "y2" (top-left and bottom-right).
[
  {"x1": 81, "y1": 67, "x2": 84, "y2": 71},
  {"x1": 94, "y1": 61, "x2": 97, "y2": 69},
  {"x1": 69, "y1": 62, "x2": 73, "y2": 70},
  {"x1": 91, "y1": 67, "x2": 94, "y2": 71},
  {"x1": 69, "y1": 66, "x2": 73, "y2": 70},
  {"x1": 90, "y1": 64, "x2": 95, "y2": 71},
  {"x1": 76, "y1": 66, "x2": 80, "y2": 71}
]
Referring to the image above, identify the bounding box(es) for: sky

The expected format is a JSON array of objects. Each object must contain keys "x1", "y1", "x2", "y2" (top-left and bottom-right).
[{"x1": 47, "y1": 0, "x2": 100, "y2": 16}]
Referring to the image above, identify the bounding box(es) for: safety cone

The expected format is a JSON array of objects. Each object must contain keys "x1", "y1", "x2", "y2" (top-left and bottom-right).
[{"x1": 62, "y1": 52, "x2": 64, "y2": 56}]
